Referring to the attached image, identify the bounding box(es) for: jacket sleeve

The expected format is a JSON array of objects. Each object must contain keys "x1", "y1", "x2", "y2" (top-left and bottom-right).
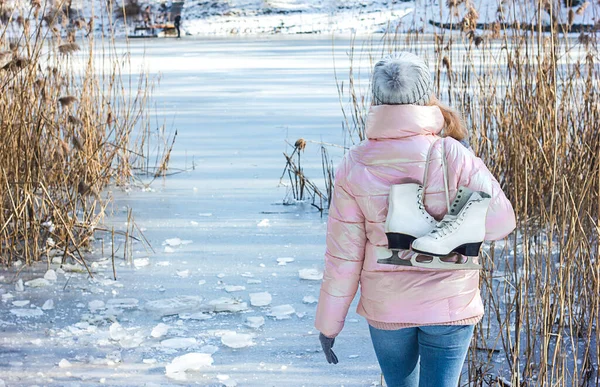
[
  {"x1": 445, "y1": 138, "x2": 516, "y2": 241},
  {"x1": 314, "y1": 156, "x2": 367, "y2": 338}
]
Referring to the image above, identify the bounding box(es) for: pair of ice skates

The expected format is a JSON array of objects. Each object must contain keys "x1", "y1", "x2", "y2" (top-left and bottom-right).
[{"x1": 379, "y1": 184, "x2": 491, "y2": 270}]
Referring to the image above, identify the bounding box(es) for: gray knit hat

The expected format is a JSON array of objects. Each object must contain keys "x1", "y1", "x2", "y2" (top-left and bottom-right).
[{"x1": 372, "y1": 52, "x2": 433, "y2": 106}]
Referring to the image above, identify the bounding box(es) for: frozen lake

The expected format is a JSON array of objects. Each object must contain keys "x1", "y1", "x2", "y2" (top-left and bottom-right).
[{"x1": 0, "y1": 37, "x2": 390, "y2": 386}]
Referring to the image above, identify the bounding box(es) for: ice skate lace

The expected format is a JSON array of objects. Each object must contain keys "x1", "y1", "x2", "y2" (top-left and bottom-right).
[
  {"x1": 416, "y1": 186, "x2": 433, "y2": 220},
  {"x1": 431, "y1": 202, "x2": 473, "y2": 238}
]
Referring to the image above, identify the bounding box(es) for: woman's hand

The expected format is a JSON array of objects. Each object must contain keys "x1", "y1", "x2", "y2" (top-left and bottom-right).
[{"x1": 319, "y1": 333, "x2": 339, "y2": 364}]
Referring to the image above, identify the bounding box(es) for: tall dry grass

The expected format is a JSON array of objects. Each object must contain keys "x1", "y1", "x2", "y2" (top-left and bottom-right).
[
  {"x1": 331, "y1": 2, "x2": 600, "y2": 386},
  {"x1": 0, "y1": 1, "x2": 167, "y2": 272}
]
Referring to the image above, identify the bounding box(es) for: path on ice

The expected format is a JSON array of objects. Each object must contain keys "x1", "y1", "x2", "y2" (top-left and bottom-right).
[{"x1": 0, "y1": 37, "x2": 386, "y2": 386}]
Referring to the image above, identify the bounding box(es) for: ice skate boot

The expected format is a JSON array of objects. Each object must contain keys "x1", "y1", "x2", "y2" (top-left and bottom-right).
[
  {"x1": 378, "y1": 183, "x2": 437, "y2": 265},
  {"x1": 410, "y1": 186, "x2": 491, "y2": 270}
]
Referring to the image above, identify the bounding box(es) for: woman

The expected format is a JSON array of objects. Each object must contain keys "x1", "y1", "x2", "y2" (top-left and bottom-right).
[{"x1": 314, "y1": 52, "x2": 516, "y2": 387}]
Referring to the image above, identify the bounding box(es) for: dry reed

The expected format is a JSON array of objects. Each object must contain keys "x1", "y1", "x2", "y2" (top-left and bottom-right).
[{"x1": 0, "y1": 0, "x2": 170, "y2": 270}]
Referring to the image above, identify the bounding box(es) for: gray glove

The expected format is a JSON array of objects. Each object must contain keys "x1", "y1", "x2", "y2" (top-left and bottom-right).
[{"x1": 319, "y1": 333, "x2": 339, "y2": 364}]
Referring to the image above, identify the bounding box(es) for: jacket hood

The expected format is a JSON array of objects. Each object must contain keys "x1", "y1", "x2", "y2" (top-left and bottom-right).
[{"x1": 365, "y1": 104, "x2": 445, "y2": 140}]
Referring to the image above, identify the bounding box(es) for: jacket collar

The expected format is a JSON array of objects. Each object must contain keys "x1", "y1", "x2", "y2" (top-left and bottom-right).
[{"x1": 365, "y1": 104, "x2": 445, "y2": 140}]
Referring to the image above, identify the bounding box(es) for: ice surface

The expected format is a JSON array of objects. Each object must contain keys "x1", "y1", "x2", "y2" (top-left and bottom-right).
[
  {"x1": 0, "y1": 37, "x2": 390, "y2": 386},
  {"x1": 145, "y1": 296, "x2": 204, "y2": 316},
  {"x1": 161, "y1": 337, "x2": 197, "y2": 349},
  {"x1": 165, "y1": 353, "x2": 214, "y2": 381},
  {"x1": 298, "y1": 268, "x2": 323, "y2": 280},
  {"x1": 268, "y1": 305, "x2": 296, "y2": 320},
  {"x1": 179, "y1": 312, "x2": 213, "y2": 320},
  {"x1": 221, "y1": 332, "x2": 255, "y2": 348},
  {"x1": 200, "y1": 345, "x2": 219, "y2": 354},
  {"x1": 10, "y1": 308, "x2": 43, "y2": 318},
  {"x1": 249, "y1": 292, "x2": 272, "y2": 307}
]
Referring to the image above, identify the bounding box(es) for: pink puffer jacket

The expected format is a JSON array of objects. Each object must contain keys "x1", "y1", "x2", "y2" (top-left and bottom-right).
[{"x1": 315, "y1": 104, "x2": 516, "y2": 338}]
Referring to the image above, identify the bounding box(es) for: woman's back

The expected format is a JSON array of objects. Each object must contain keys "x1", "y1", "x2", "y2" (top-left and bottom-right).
[{"x1": 315, "y1": 103, "x2": 516, "y2": 338}]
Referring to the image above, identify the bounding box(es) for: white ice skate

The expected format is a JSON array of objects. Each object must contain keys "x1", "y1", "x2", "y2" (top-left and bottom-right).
[
  {"x1": 379, "y1": 183, "x2": 437, "y2": 266},
  {"x1": 410, "y1": 186, "x2": 491, "y2": 270}
]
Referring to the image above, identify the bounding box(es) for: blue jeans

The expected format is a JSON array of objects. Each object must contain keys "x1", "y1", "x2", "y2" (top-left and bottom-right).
[{"x1": 369, "y1": 324, "x2": 474, "y2": 387}]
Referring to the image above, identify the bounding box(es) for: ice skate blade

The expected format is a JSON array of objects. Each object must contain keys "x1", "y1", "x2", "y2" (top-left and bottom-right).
[
  {"x1": 411, "y1": 242, "x2": 483, "y2": 257},
  {"x1": 409, "y1": 254, "x2": 482, "y2": 271},
  {"x1": 377, "y1": 250, "x2": 413, "y2": 266}
]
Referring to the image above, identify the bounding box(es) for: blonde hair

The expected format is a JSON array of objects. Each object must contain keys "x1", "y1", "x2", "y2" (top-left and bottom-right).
[{"x1": 428, "y1": 96, "x2": 468, "y2": 142}]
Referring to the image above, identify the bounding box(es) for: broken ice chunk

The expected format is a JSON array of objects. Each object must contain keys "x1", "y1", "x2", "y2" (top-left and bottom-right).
[
  {"x1": 249, "y1": 292, "x2": 272, "y2": 307},
  {"x1": 106, "y1": 298, "x2": 139, "y2": 309},
  {"x1": 151, "y1": 323, "x2": 170, "y2": 338},
  {"x1": 145, "y1": 296, "x2": 204, "y2": 316},
  {"x1": 42, "y1": 299, "x2": 54, "y2": 310},
  {"x1": 12, "y1": 300, "x2": 30, "y2": 307},
  {"x1": 208, "y1": 297, "x2": 248, "y2": 313},
  {"x1": 245, "y1": 316, "x2": 265, "y2": 329},
  {"x1": 58, "y1": 359, "x2": 72, "y2": 368},
  {"x1": 277, "y1": 257, "x2": 294, "y2": 265},
  {"x1": 257, "y1": 219, "x2": 270, "y2": 227},
  {"x1": 298, "y1": 268, "x2": 323, "y2": 281},
  {"x1": 163, "y1": 238, "x2": 193, "y2": 247},
  {"x1": 15, "y1": 279, "x2": 24, "y2": 292},
  {"x1": 176, "y1": 270, "x2": 190, "y2": 278},
  {"x1": 164, "y1": 246, "x2": 176, "y2": 253},
  {"x1": 221, "y1": 332, "x2": 255, "y2": 348},
  {"x1": 133, "y1": 258, "x2": 150, "y2": 268},
  {"x1": 44, "y1": 270, "x2": 58, "y2": 281},
  {"x1": 302, "y1": 296, "x2": 318, "y2": 304},
  {"x1": 109, "y1": 322, "x2": 127, "y2": 341},
  {"x1": 247, "y1": 279, "x2": 262, "y2": 284},
  {"x1": 217, "y1": 374, "x2": 238, "y2": 387},
  {"x1": 224, "y1": 285, "x2": 245, "y2": 292},
  {"x1": 165, "y1": 353, "x2": 213, "y2": 381},
  {"x1": 267, "y1": 305, "x2": 296, "y2": 320},
  {"x1": 88, "y1": 300, "x2": 105, "y2": 311}
]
